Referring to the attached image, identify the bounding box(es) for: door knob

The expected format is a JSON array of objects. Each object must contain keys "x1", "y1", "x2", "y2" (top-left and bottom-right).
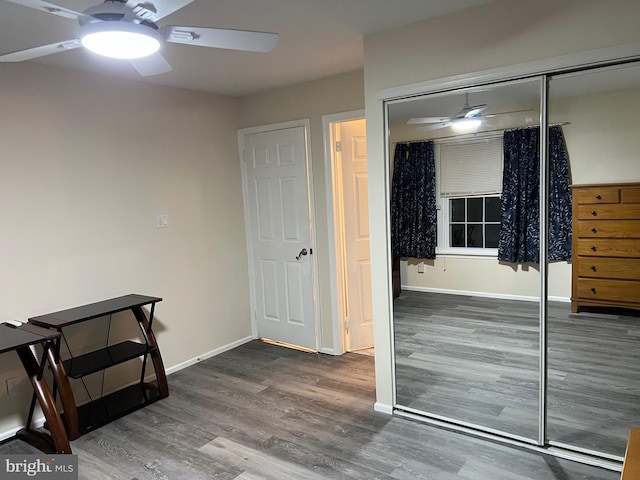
[{"x1": 296, "y1": 248, "x2": 308, "y2": 261}]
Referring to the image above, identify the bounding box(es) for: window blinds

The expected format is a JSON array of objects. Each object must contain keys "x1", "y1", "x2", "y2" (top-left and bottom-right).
[{"x1": 439, "y1": 137, "x2": 503, "y2": 197}]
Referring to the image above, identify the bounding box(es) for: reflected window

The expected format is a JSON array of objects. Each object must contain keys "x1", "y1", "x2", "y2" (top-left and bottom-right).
[
  {"x1": 438, "y1": 136, "x2": 503, "y2": 254},
  {"x1": 449, "y1": 196, "x2": 501, "y2": 248}
]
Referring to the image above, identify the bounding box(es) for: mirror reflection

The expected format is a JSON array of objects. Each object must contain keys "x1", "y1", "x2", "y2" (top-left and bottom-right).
[
  {"x1": 389, "y1": 80, "x2": 543, "y2": 440},
  {"x1": 547, "y1": 62, "x2": 640, "y2": 457},
  {"x1": 389, "y1": 61, "x2": 640, "y2": 459}
]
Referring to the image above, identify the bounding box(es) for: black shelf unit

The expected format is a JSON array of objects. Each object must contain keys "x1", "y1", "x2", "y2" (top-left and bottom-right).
[
  {"x1": 29, "y1": 294, "x2": 169, "y2": 434},
  {"x1": 75, "y1": 384, "x2": 163, "y2": 434},
  {"x1": 63, "y1": 341, "x2": 156, "y2": 379},
  {"x1": 0, "y1": 322, "x2": 74, "y2": 454}
]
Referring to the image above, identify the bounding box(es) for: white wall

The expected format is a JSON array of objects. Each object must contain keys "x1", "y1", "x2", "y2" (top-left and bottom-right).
[
  {"x1": 552, "y1": 86, "x2": 640, "y2": 185},
  {"x1": 0, "y1": 63, "x2": 251, "y2": 435},
  {"x1": 400, "y1": 258, "x2": 574, "y2": 300},
  {"x1": 363, "y1": 0, "x2": 640, "y2": 409},
  {"x1": 237, "y1": 70, "x2": 365, "y2": 352}
]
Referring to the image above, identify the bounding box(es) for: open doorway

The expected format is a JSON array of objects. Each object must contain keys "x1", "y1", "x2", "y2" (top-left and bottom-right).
[{"x1": 323, "y1": 111, "x2": 373, "y2": 355}]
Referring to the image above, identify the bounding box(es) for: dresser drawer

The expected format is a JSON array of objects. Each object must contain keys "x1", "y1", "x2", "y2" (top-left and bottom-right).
[
  {"x1": 577, "y1": 204, "x2": 640, "y2": 220},
  {"x1": 576, "y1": 257, "x2": 640, "y2": 280},
  {"x1": 574, "y1": 187, "x2": 619, "y2": 205},
  {"x1": 622, "y1": 187, "x2": 640, "y2": 204},
  {"x1": 577, "y1": 220, "x2": 640, "y2": 238},
  {"x1": 577, "y1": 239, "x2": 640, "y2": 257},
  {"x1": 577, "y1": 279, "x2": 640, "y2": 303}
]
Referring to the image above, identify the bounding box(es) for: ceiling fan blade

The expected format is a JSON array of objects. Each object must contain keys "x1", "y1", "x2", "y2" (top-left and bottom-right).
[
  {"x1": 407, "y1": 117, "x2": 451, "y2": 125},
  {"x1": 129, "y1": 52, "x2": 173, "y2": 76},
  {"x1": 126, "y1": 0, "x2": 194, "y2": 22},
  {"x1": 417, "y1": 122, "x2": 452, "y2": 132},
  {"x1": 0, "y1": 39, "x2": 80, "y2": 62},
  {"x1": 163, "y1": 26, "x2": 279, "y2": 52},
  {"x1": 4, "y1": 0, "x2": 83, "y2": 19},
  {"x1": 464, "y1": 104, "x2": 488, "y2": 117}
]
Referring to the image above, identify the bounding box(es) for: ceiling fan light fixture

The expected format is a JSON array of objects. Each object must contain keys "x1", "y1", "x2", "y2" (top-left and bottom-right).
[
  {"x1": 451, "y1": 118, "x2": 482, "y2": 132},
  {"x1": 79, "y1": 21, "x2": 160, "y2": 59}
]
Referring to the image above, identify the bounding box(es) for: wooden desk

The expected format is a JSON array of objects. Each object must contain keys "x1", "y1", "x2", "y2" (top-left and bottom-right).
[{"x1": 0, "y1": 322, "x2": 73, "y2": 454}]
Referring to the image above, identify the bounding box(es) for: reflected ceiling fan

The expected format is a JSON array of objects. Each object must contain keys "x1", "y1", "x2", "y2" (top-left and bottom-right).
[
  {"x1": 0, "y1": 0, "x2": 279, "y2": 76},
  {"x1": 407, "y1": 93, "x2": 529, "y2": 133}
]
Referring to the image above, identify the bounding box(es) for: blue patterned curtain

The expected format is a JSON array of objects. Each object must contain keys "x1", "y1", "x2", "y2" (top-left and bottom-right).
[
  {"x1": 498, "y1": 125, "x2": 572, "y2": 264},
  {"x1": 390, "y1": 141, "x2": 437, "y2": 259}
]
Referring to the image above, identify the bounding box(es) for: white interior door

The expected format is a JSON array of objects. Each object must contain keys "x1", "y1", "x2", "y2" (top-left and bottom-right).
[
  {"x1": 340, "y1": 120, "x2": 373, "y2": 350},
  {"x1": 242, "y1": 126, "x2": 317, "y2": 350}
]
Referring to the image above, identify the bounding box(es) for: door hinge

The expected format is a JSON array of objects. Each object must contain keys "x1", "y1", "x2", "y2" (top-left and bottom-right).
[
  {"x1": 344, "y1": 317, "x2": 350, "y2": 334},
  {"x1": 335, "y1": 141, "x2": 342, "y2": 152}
]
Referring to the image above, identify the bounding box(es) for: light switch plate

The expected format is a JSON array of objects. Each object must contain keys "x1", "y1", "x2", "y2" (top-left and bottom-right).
[{"x1": 156, "y1": 213, "x2": 169, "y2": 229}]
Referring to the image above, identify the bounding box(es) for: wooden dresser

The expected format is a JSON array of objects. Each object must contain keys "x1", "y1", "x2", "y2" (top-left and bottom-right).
[{"x1": 571, "y1": 182, "x2": 640, "y2": 312}]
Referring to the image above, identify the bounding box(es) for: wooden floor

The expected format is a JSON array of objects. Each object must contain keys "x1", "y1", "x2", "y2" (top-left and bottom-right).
[
  {"x1": 394, "y1": 290, "x2": 640, "y2": 459},
  {"x1": 1, "y1": 339, "x2": 619, "y2": 479}
]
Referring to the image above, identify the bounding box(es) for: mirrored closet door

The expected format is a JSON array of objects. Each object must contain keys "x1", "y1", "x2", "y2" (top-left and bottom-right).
[
  {"x1": 547, "y1": 61, "x2": 640, "y2": 459},
  {"x1": 389, "y1": 79, "x2": 543, "y2": 442},
  {"x1": 389, "y1": 58, "x2": 640, "y2": 461}
]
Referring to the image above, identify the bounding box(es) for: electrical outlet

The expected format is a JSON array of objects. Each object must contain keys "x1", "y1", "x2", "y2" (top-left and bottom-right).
[
  {"x1": 6, "y1": 376, "x2": 19, "y2": 396},
  {"x1": 417, "y1": 262, "x2": 425, "y2": 274}
]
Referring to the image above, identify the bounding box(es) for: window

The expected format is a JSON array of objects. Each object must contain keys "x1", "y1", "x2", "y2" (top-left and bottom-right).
[
  {"x1": 449, "y1": 196, "x2": 501, "y2": 248},
  {"x1": 436, "y1": 136, "x2": 503, "y2": 256}
]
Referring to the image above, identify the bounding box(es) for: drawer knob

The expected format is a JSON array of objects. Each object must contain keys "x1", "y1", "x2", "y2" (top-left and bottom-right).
[
  {"x1": 591, "y1": 210, "x2": 597, "y2": 216},
  {"x1": 590, "y1": 265, "x2": 596, "y2": 271},
  {"x1": 595, "y1": 194, "x2": 602, "y2": 200},
  {"x1": 591, "y1": 287, "x2": 597, "y2": 293},
  {"x1": 591, "y1": 227, "x2": 597, "y2": 233},
  {"x1": 590, "y1": 246, "x2": 597, "y2": 251}
]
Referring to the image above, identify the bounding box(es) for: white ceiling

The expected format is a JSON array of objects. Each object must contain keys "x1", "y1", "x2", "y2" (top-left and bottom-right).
[{"x1": 0, "y1": 0, "x2": 491, "y2": 96}]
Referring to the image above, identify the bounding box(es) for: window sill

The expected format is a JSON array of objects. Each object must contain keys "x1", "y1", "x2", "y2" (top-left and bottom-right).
[{"x1": 435, "y1": 248, "x2": 498, "y2": 258}]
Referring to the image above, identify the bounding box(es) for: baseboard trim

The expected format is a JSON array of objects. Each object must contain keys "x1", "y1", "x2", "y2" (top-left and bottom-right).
[
  {"x1": 319, "y1": 347, "x2": 339, "y2": 356},
  {"x1": 0, "y1": 419, "x2": 46, "y2": 443},
  {"x1": 374, "y1": 402, "x2": 393, "y2": 415},
  {"x1": 165, "y1": 335, "x2": 256, "y2": 375},
  {"x1": 402, "y1": 285, "x2": 570, "y2": 304}
]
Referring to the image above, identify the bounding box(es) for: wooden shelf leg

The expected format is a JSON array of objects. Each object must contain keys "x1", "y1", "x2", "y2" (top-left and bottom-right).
[
  {"x1": 15, "y1": 346, "x2": 72, "y2": 454},
  {"x1": 45, "y1": 341, "x2": 80, "y2": 440},
  {"x1": 131, "y1": 306, "x2": 169, "y2": 398}
]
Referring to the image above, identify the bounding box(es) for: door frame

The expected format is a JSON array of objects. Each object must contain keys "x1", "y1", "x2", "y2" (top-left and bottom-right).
[
  {"x1": 238, "y1": 119, "x2": 321, "y2": 349},
  {"x1": 322, "y1": 110, "x2": 366, "y2": 355}
]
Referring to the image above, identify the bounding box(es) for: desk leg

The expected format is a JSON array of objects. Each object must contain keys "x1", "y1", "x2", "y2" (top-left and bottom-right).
[
  {"x1": 15, "y1": 347, "x2": 72, "y2": 454},
  {"x1": 131, "y1": 306, "x2": 169, "y2": 398}
]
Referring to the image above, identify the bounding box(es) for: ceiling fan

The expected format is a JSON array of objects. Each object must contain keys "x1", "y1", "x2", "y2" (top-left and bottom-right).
[
  {"x1": 407, "y1": 93, "x2": 528, "y2": 133},
  {"x1": 407, "y1": 93, "x2": 488, "y2": 133},
  {"x1": 0, "y1": 0, "x2": 280, "y2": 76}
]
